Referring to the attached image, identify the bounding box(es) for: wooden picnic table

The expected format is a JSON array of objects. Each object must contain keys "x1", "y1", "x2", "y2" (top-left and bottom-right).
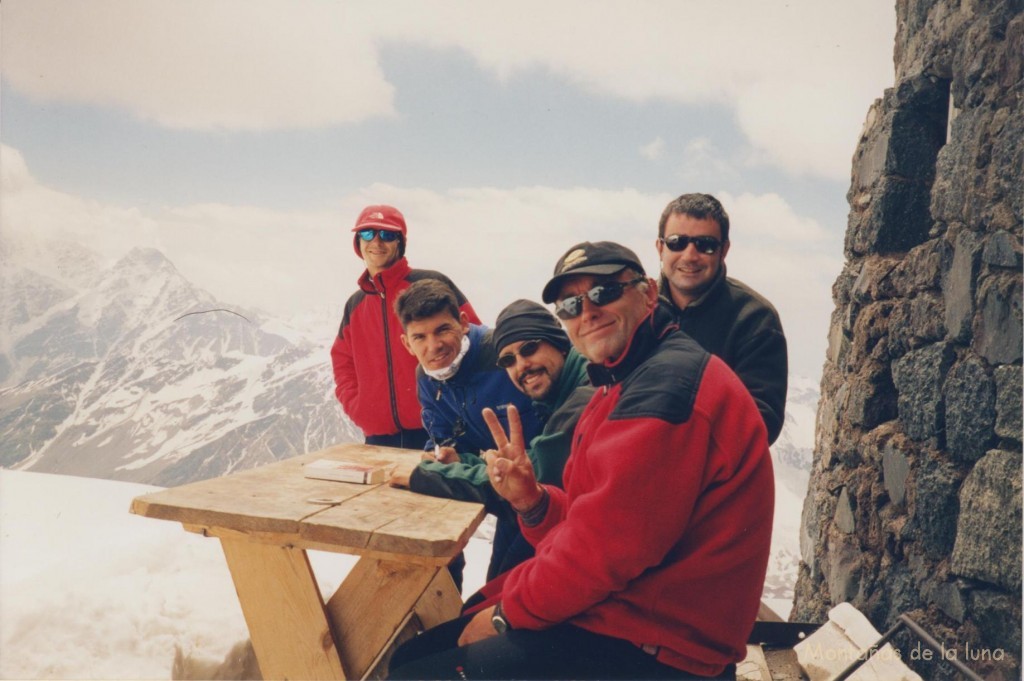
[{"x1": 130, "y1": 443, "x2": 485, "y2": 680}]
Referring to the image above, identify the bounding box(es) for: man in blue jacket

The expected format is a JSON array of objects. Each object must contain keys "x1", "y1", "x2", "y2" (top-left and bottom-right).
[
  {"x1": 389, "y1": 279, "x2": 541, "y2": 590},
  {"x1": 400, "y1": 299, "x2": 593, "y2": 583}
]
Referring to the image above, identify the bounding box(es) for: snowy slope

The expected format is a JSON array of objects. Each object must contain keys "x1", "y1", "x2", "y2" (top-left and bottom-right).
[
  {"x1": 763, "y1": 374, "x2": 818, "y2": 617},
  {"x1": 0, "y1": 469, "x2": 493, "y2": 679},
  {"x1": 1, "y1": 237, "x2": 359, "y2": 484}
]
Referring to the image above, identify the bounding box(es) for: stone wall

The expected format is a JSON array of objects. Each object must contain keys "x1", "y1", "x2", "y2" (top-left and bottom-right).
[{"x1": 793, "y1": 1, "x2": 1022, "y2": 679}]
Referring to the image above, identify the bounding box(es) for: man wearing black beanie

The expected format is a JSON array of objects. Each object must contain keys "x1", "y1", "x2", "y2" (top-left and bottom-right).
[{"x1": 405, "y1": 299, "x2": 593, "y2": 582}]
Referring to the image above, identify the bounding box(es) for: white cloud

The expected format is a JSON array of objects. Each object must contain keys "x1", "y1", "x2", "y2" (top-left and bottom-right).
[
  {"x1": 719, "y1": 191, "x2": 832, "y2": 243},
  {"x1": 1, "y1": 0, "x2": 894, "y2": 178},
  {"x1": 3, "y1": 146, "x2": 837, "y2": 374},
  {"x1": 0, "y1": 145, "x2": 161, "y2": 267},
  {"x1": 363, "y1": 0, "x2": 896, "y2": 180},
  {"x1": 1, "y1": 0, "x2": 394, "y2": 130},
  {"x1": 677, "y1": 137, "x2": 743, "y2": 186},
  {"x1": 640, "y1": 137, "x2": 666, "y2": 161}
]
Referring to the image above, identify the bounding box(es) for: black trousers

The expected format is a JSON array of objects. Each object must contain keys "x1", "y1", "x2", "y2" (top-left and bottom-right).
[
  {"x1": 387, "y1": 613, "x2": 736, "y2": 680},
  {"x1": 365, "y1": 428, "x2": 430, "y2": 450}
]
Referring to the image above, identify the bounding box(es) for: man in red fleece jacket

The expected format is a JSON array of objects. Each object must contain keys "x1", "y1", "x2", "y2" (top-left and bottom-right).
[
  {"x1": 388, "y1": 241, "x2": 774, "y2": 680},
  {"x1": 331, "y1": 204, "x2": 479, "y2": 449}
]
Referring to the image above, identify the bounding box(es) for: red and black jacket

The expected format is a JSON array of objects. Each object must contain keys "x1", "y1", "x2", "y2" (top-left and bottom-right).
[
  {"x1": 330, "y1": 258, "x2": 480, "y2": 437},
  {"x1": 498, "y1": 306, "x2": 774, "y2": 676}
]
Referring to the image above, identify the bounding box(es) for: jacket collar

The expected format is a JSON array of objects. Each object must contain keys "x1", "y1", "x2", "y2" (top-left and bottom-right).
[
  {"x1": 427, "y1": 324, "x2": 487, "y2": 386},
  {"x1": 536, "y1": 347, "x2": 588, "y2": 414},
  {"x1": 358, "y1": 257, "x2": 411, "y2": 294},
  {"x1": 657, "y1": 263, "x2": 727, "y2": 312},
  {"x1": 585, "y1": 305, "x2": 678, "y2": 387}
]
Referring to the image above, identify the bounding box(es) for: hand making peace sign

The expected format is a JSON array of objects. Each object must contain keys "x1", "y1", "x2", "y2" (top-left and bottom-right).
[{"x1": 481, "y1": 405, "x2": 545, "y2": 514}]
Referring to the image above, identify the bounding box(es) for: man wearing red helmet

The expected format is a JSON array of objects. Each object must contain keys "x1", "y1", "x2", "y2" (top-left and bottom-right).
[{"x1": 331, "y1": 205, "x2": 480, "y2": 449}]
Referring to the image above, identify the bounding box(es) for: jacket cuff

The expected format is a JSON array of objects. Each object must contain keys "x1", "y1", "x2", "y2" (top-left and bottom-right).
[{"x1": 517, "y1": 487, "x2": 550, "y2": 527}]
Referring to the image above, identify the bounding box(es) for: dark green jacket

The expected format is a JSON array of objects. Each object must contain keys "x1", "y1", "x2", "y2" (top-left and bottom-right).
[
  {"x1": 659, "y1": 266, "x2": 788, "y2": 444},
  {"x1": 409, "y1": 348, "x2": 593, "y2": 514}
]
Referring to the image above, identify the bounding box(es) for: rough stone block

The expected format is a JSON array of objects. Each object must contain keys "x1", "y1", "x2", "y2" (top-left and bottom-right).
[
  {"x1": 827, "y1": 535, "x2": 862, "y2": 605},
  {"x1": 931, "y1": 107, "x2": 984, "y2": 225},
  {"x1": 847, "y1": 176, "x2": 935, "y2": 256},
  {"x1": 994, "y1": 364, "x2": 1023, "y2": 441},
  {"x1": 976, "y1": 275, "x2": 1023, "y2": 364},
  {"x1": 882, "y1": 444, "x2": 910, "y2": 506},
  {"x1": 942, "y1": 229, "x2": 981, "y2": 343},
  {"x1": 800, "y1": 492, "x2": 819, "y2": 576},
  {"x1": 951, "y1": 449, "x2": 1023, "y2": 591},
  {"x1": 929, "y1": 580, "x2": 966, "y2": 622},
  {"x1": 852, "y1": 256, "x2": 900, "y2": 302},
  {"x1": 912, "y1": 454, "x2": 960, "y2": 559},
  {"x1": 982, "y1": 230, "x2": 1023, "y2": 268},
  {"x1": 851, "y1": 113, "x2": 891, "y2": 192},
  {"x1": 944, "y1": 355, "x2": 996, "y2": 462},
  {"x1": 835, "y1": 487, "x2": 856, "y2": 534},
  {"x1": 888, "y1": 75, "x2": 950, "y2": 176},
  {"x1": 891, "y1": 238, "x2": 951, "y2": 296},
  {"x1": 968, "y1": 589, "x2": 1023, "y2": 664},
  {"x1": 989, "y1": 96, "x2": 1024, "y2": 225},
  {"x1": 826, "y1": 318, "x2": 850, "y2": 368},
  {"x1": 847, "y1": 363, "x2": 898, "y2": 429},
  {"x1": 888, "y1": 294, "x2": 946, "y2": 359},
  {"x1": 850, "y1": 302, "x2": 889, "y2": 360},
  {"x1": 892, "y1": 342, "x2": 955, "y2": 440},
  {"x1": 832, "y1": 262, "x2": 860, "y2": 306}
]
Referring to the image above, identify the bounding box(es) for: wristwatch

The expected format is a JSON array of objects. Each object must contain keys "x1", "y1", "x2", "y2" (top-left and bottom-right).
[{"x1": 491, "y1": 602, "x2": 511, "y2": 634}]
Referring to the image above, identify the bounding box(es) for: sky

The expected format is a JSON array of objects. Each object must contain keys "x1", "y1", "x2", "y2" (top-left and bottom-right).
[{"x1": 0, "y1": 0, "x2": 897, "y2": 378}]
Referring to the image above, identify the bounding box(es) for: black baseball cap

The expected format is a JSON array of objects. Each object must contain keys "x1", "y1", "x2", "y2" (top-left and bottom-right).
[{"x1": 541, "y1": 241, "x2": 645, "y2": 303}]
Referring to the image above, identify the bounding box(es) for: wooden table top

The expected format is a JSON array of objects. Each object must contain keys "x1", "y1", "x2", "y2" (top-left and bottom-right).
[{"x1": 130, "y1": 443, "x2": 486, "y2": 564}]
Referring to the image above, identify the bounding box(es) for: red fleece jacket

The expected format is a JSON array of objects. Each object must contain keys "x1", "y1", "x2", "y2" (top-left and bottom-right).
[
  {"x1": 499, "y1": 313, "x2": 774, "y2": 677},
  {"x1": 331, "y1": 258, "x2": 479, "y2": 437}
]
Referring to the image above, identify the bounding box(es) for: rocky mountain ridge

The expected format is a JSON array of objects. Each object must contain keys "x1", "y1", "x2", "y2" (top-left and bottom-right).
[{"x1": 0, "y1": 238, "x2": 359, "y2": 485}]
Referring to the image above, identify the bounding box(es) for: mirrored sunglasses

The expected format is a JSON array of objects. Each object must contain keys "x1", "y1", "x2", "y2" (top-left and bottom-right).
[
  {"x1": 496, "y1": 339, "x2": 543, "y2": 369},
  {"x1": 554, "y1": 277, "x2": 646, "y2": 320},
  {"x1": 660, "y1": 234, "x2": 722, "y2": 255},
  {"x1": 358, "y1": 228, "x2": 402, "y2": 243}
]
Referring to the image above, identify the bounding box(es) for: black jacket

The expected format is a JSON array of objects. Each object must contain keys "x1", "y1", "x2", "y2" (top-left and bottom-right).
[{"x1": 659, "y1": 267, "x2": 788, "y2": 444}]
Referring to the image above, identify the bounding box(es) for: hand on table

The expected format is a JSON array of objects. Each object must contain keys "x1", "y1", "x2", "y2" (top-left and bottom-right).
[
  {"x1": 388, "y1": 461, "x2": 417, "y2": 488},
  {"x1": 420, "y1": 446, "x2": 459, "y2": 464}
]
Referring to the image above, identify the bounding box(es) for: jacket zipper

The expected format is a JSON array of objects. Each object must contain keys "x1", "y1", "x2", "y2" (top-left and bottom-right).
[{"x1": 377, "y1": 277, "x2": 402, "y2": 433}]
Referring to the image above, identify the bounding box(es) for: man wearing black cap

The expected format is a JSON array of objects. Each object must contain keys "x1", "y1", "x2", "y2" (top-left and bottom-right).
[
  {"x1": 389, "y1": 241, "x2": 774, "y2": 680},
  {"x1": 397, "y1": 298, "x2": 593, "y2": 582},
  {"x1": 330, "y1": 204, "x2": 480, "y2": 449}
]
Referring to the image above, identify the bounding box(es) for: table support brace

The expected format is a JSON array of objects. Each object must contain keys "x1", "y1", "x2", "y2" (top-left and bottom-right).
[{"x1": 221, "y1": 537, "x2": 347, "y2": 680}]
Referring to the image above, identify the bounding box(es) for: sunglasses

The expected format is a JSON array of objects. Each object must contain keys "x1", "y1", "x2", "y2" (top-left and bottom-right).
[
  {"x1": 554, "y1": 277, "x2": 646, "y2": 320},
  {"x1": 659, "y1": 234, "x2": 722, "y2": 255},
  {"x1": 496, "y1": 339, "x2": 543, "y2": 369},
  {"x1": 357, "y1": 228, "x2": 402, "y2": 243}
]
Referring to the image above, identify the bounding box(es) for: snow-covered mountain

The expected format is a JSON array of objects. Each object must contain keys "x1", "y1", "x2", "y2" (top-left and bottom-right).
[
  {"x1": 0, "y1": 237, "x2": 359, "y2": 485},
  {"x1": 761, "y1": 375, "x2": 818, "y2": 610}
]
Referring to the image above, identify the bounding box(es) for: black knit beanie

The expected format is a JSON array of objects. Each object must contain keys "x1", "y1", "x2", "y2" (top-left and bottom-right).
[{"x1": 493, "y1": 299, "x2": 571, "y2": 355}]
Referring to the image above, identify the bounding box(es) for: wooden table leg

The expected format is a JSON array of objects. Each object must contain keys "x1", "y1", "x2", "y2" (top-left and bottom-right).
[
  {"x1": 220, "y1": 537, "x2": 347, "y2": 680},
  {"x1": 325, "y1": 558, "x2": 462, "y2": 680}
]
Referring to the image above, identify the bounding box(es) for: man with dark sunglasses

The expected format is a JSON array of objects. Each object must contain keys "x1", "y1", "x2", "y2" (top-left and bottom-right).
[
  {"x1": 388, "y1": 241, "x2": 773, "y2": 680},
  {"x1": 657, "y1": 193, "x2": 788, "y2": 444},
  {"x1": 331, "y1": 204, "x2": 480, "y2": 450},
  {"x1": 401, "y1": 299, "x2": 593, "y2": 583}
]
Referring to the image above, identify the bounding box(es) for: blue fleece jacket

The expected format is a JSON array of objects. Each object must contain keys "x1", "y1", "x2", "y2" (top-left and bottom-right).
[{"x1": 417, "y1": 324, "x2": 541, "y2": 455}]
